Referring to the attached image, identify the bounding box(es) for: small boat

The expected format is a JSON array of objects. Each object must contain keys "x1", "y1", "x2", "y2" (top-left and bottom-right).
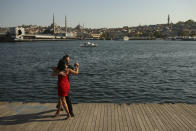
[
  {"x1": 80, "y1": 41, "x2": 97, "y2": 47},
  {"x1": 123, "y1": 36, "x2": 129, "y2": 41}
]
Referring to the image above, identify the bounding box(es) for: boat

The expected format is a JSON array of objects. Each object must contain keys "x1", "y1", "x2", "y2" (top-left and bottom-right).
[
  {"x1": 182, "y1": 36, "x2": 196, "y2": 41},
  {"x1": 80, "y1": 41, "x2": 97, "y2": 47},
  {"x1": 123, "y1": 36, "x2": 129, "y2": 41}
]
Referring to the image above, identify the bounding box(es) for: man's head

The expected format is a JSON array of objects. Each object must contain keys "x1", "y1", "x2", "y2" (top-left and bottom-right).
[{"x1": 65, "y1": 55, "x2": 70, "y2": 64}]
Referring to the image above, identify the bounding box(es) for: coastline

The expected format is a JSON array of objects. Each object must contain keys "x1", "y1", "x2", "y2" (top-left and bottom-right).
[
  {"x1": 1, "y1": 38, "x2": 196, "y2": 42},
  {"x1": 0, "y1": 102, "x2": 195, "y2": 131}
]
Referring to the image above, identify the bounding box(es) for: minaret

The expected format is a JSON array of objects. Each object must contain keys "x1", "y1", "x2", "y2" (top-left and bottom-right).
[
  {"x1": 65, "y1": 16, "x2": 67, "y2": 36},
  {"x1": 170, "y1": 21, "x2": 173, "y2": 30},
  {"x1": 168, "y1": 14, "x2": 170, "y2": 26},
  {"x1": 53, "y1": 13, "x2": 55, "y2": 34}
]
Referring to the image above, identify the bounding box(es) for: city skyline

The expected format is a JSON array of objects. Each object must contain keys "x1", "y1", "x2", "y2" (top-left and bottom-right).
[{"x1": 0, "y1": 0, "x2": 196, "y2": 28}]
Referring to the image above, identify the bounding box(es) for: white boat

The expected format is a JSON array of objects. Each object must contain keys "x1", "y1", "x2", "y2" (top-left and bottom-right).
[
  {"x1": 123, "y1": 36, "x2": 129, "y2": 41},
  {"x1": 80, "y1": 41, "x2": 97, "y2": 47}
]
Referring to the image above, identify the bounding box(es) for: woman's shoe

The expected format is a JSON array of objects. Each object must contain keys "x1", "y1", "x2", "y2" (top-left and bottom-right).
[
  {"x1": 67, "y1": 113, "x2": 71, "y2": 119},
  {"x1": 54, "y1": 112, "x2": 60, "y2": 118}
]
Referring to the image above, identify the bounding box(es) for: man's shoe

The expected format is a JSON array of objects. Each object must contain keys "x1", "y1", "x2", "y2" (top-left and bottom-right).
[{"x1": 70, "y1": 113, "x2": 75, "y2": 117}]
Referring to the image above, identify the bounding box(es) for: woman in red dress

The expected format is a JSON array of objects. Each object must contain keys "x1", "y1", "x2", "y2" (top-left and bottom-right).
[{"x1": 52, "y1": 58, "x2": 79, "y2": 119}]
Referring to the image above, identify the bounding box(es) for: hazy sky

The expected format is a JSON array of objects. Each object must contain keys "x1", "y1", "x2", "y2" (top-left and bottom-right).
[{"x1": 0, "y1": 0, "x2": 195, "y2": 28}]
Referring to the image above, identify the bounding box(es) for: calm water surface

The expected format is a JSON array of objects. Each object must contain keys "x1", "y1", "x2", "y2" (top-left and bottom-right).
[{"x1": 0, "y1": 40, "x2": 196, "y2": 104}]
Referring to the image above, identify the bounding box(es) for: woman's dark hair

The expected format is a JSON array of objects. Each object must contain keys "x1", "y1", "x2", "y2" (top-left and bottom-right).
[
  {"x1": 57, "y1": 56, "x2": 66, "y2": 71},
  {"x1": 57, "y1": 55, "x2": 70, "y2": 71}
]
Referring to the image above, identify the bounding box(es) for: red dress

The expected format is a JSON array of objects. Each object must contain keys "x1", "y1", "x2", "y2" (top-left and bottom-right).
[{"x1": 57, "y1": 74, "x2": 70, "y2": 96}]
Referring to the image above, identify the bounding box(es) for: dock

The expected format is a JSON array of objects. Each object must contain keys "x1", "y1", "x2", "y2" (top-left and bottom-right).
[{"x1": 0, "y1": 102, "x2": 195, "y2": 131}]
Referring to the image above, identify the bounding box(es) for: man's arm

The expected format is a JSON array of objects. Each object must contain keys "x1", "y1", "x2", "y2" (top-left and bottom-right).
[{"x1": 68, "y1": 65, "x2": 74, "y2": 70}]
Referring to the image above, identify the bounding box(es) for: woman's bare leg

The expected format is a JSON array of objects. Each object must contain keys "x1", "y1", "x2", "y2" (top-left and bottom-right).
[
  {"x1": 62, "y1": 97, "x2": 70, "y2": 118},
  {"x1": 55, "y1": 96, "x2": 62, "y2": 116}
]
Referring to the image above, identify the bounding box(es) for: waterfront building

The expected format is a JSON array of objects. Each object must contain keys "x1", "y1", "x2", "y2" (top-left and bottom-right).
[
  {"x1": 66, "y1": 32, "x2": 77, "y2": 38},
  {"x1": 9, "y1": 27, "x2": 25, "y2": 40},
  {"x1": 90, "y1": 33, "x2": 101, "y2": 39},
  {"x1": 75, "y1": 24, "x2": 84, "y2": 31}
]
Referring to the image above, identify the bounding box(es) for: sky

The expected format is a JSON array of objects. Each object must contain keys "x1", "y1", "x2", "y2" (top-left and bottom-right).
[{"x1": 0, "y1": 0, "x2": 195, "y2": 28}]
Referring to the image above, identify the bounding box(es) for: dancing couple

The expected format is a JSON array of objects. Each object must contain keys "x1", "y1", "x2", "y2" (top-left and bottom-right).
[{"x1": 51, "y1": 55, "x2": 79, "y2": 119}]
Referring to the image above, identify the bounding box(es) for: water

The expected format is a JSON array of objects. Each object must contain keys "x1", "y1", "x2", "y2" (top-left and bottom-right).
[{"x1": 0, "y1": 40, "x2": 196, "y2": 104}]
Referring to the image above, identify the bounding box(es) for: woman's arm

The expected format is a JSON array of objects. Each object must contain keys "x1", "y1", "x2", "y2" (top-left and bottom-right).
[
  {"x1": 51, "y1": 70, "x2": 67, "y2": 76},
  {"x1": 51, "y1": 67, "x2": 58, "y2": 72},
  {"x1": 51, "y1": 67, "x2": 67, "y2": 76},
  {"x1": 51, "y1": 71, "x2": 58, "y2": 76},
  {"x1": 58, "y1": 71, "x2": 67, "y2": 76},
  {"x1": 69, "y1": 67, "x2": 79, "y2": 75},
  {"x1": 51, "y1": 67, "x2": 58, "y2": 76}
]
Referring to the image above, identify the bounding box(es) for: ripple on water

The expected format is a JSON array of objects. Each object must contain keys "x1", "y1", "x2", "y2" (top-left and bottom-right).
[{"x1": 0, "y1": 41, "x2": 196, "y2": 104}]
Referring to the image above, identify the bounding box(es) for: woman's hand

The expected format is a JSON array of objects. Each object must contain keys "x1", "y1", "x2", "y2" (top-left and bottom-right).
[
  {"x1": 51, "y1": 72, "x2": 58, "y2": 76},
  {"x1": 51, "y1": 67, "x2": 58, "y2": 72}
]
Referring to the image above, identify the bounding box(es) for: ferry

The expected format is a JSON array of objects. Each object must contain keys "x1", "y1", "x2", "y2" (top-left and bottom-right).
[{"x1": 80, "y1": 41, "x2": 97, "y2": 47}]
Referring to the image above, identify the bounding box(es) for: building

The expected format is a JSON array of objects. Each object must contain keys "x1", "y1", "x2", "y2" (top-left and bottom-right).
[
  {"x1": 90, "y1": 33, "x2": 101, "y2": 39},
  {"x1": 9, "y1": 27, "x2": 25, "y2": 40}
]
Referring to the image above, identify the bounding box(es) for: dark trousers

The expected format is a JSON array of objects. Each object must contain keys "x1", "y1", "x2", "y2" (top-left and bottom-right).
[
  {"x1": 65, "y1": 95, "x2": 73, "y2": 115},
  {"x1": 57, "y1": 94, "x2": 74, "y2": 115}
]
